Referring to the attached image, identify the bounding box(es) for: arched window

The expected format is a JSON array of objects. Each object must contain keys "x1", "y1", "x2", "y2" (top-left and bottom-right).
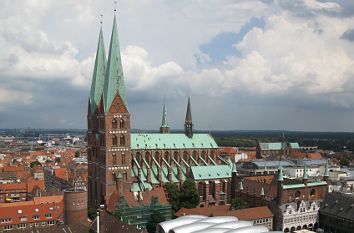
[
  {"x1": 122, "y1": 153, "x2": 126, "y2": 164},
  {"x1": 112, "y1": 153, "x2": 116, "y2": 164},
  {"x1": 112, "y1": 135, "x2": 117, "y2": 146},
  {"x1": 120, "y1": 135, "x2": 125, "y2": 146},
  {"x1": 120, "y1": 119, "x2": 124, "y2": 128},
  {"x1": 123, "y1": 172, "x2": 127, "y2": 181},
  {"x1": 112, "y1": 119, "x2": 117, "y2": 129}
]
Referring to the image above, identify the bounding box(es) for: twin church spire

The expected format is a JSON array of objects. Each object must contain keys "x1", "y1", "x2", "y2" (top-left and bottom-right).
[
  {"x1": 89, "y1": 15, "x2": 127, "y2": 114},
  {"x1": 90, "y1": 16, "x2": 194, "y2": 137}
]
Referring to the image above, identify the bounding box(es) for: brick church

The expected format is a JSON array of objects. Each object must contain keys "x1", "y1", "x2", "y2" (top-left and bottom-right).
[
  {"x1": 87, "y1": 15, "x2": 329, "y2": 232},
  {"x1": 87, "y1": 16, "x2": 231, "y2": 209}
]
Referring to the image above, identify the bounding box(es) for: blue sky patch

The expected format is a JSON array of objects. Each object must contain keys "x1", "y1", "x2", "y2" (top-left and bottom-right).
[{"x1": 199, "y1": 17, "x2": 265, "y2": 64}]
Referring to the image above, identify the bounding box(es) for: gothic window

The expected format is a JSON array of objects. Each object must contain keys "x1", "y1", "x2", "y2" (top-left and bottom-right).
[
  {"x1": 112, "y1": 119, "x2": 117, "y2": 129},
  {"x1": 123, "y1": 172, "x2": 127, "y2": 181},
  {"x1": 112, "y1": 153, "x2": 116, "y2": 164},
  {"x1": 173, "y1": 151, "x2": 179, "y2": 163},
  {"x1": 145, "y1": 152, "x2": 150, "y2": 166},
  {"x1": 120, "y1": 135, "x2": 125, "y2": 146},
  {"x1": 122, "y1": 153, "x2": 126, "y2": 164},
  {"x1": 120, "y1": 119, "x2": 124, "y2": 128},
  {"x1": 112, "y1": 135, "x2": 117, "y2": 146},
  {"x1": 154, "y1": 152, "x2": 160, "y2": 163},
  {"x1": 164, "y1": 152, "x2": 169, "y2": 163}
]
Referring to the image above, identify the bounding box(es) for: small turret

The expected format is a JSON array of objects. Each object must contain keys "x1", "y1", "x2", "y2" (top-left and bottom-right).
[{"x1": 276, "y1": 160, "x2": 283, "y2": 205}]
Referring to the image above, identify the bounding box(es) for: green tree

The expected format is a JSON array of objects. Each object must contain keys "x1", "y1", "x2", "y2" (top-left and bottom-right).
[
  {"x1": 88, "y1": 207, "x2": 97, "y2": 220},
  {"x1": 30, "y1": 160, "x2": 41, "y2": 168},
  {"x1": 231, "y1": 197, "x2": 248, "y2": 210},
  {"x1": 54, "y1": 157, "x2": 61, "y2": 163},
  {"x1": 75, "y1": 151, "x2": 80, "y2": 157},
  {"x1": 179, "y1": 179, "x2": 199, "y2": 209},
  {"x1": 146, "y1": 210, "x2": 165, "y2": 233},
  {"x1": 340, "y1": 157, "x2": 350, "y2": 167},
  {"x1": 164, "y1": 182, "x2": 180, "y2": 212}
]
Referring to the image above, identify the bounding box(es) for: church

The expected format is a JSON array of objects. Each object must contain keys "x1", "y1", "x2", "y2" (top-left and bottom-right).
[{"x1": 87, "y1": 15, "x2": 232, "y2": 210}]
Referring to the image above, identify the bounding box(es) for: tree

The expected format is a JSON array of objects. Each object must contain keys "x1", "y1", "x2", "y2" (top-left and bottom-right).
[
  {"x1": 164, "y1": 182, "x2": 180, "y2": 212},
  {"x1": 146, "y1": 210, "x2": 165, "y2": 233},
  {"x1": 30, "y1": 160, "x2": 41, "y2": 168},
  {"x1": 75, "y1": 151, "x2": 80, "y2": 158},
  {"x1": 179, "y1": 179, "x2": 199, "y2": 209},
  {"x1": 231, "y1": 197, "x2": 248, "y2": 210},
  {"x1": 340, "y1": 157, "x2": 350, "y2": 167},
  {"x1": 88, "y1": 207, "x2": 97, "y2": 220},
  {"x1": 54, "y1": 157, "x2": 61, "y2": 163}
]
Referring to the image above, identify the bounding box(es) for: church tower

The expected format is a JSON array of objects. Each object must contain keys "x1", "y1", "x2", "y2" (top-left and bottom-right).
[
  {"x1": 88, "y1": 15, "x2": 131, "y2": 208},
  {"x1": 159, "y1": 97, "x2": 170, "y2": 133},
  {"x1": 184, "y1": 96, "x2": 193, "y2": 138}
]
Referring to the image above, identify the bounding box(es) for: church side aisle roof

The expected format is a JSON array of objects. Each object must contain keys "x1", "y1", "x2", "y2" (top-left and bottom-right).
[{"x1": 130, "y1": 133, "x2": 218, "y2": 150}]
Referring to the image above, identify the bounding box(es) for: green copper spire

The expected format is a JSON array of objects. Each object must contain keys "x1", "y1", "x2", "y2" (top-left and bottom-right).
[
  {"x1": 90, "y1": 26, "x2": 107, "y2": 113},
  {"x1": 324, "y1": 161, "x2": 329, "y2": 177},
  {"x1": 303, "y1": 163, "x2": 308, "y2": 180},
  {"x1": 161, "y1": 97, "x2": 168, "y2": 127},
  {"x1": 278, "y1": 160, "x2": 284, "y2": 182},
  {"x1": 103, "y1": 15, "x2": 128, "y2": 112}
]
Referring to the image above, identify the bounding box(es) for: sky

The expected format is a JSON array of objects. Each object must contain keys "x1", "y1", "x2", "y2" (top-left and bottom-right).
[{"x1": 1, "y1": 0, "x2": 354, "y2": 131}]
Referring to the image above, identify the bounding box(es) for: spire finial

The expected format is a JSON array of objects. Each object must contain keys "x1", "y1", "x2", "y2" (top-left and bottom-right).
[
  {"x1": 100, "y1": 14, "x2": 103, "y2": 25},
  {"x1": 114, "y1": 1, "x2": 118, "y2": 13}
]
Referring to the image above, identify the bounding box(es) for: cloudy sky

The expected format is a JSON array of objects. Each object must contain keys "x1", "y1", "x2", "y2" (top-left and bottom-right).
[{"x1": 1, "y1": 0, "x2": 354, "y2": 131}]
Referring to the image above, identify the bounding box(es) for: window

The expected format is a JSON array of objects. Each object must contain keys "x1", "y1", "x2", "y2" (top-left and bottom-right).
[
  {"x1": 112, "y1": 119, "x2": 117, "y2": 129},
  {"x1": 17, "y1": 224, "x2": 26, "y2": 229},
  {"x1": 17, "y1": 210, "x2": 22, "y2": 214},
  {"x1": 1, "y1": 218, "x2": 12, "y2": 223},
  {"x1": 47, "y1": 221, "x2": 55, "y2": 226},
  {"x1": 112, "y1": 135, "x2": 117, "y2": 146},
  {"x1": 123, "y1": 172, "x2": 127, "y2": 181},
  {"x1": 120, "y1": 135, "x2": 125, "y2": 146},
  {"x1": 19, "y1": 217, "x2": 27, "y2": 222},
  {"x1": 122, "y1": 154, "x2": 125, "y2": 164},
  {"x1": 120, "y1": 119, "x2": 124, "y2": 128},
  {"x1": 45, "y1": 213, "x2": 52, "y2": 219},
  {"x1": 4, "y1": 225, "x2": 13, "y2": 231},
  {"x1": 112, "y1": 153, "x2": 117, "y2": 164}
]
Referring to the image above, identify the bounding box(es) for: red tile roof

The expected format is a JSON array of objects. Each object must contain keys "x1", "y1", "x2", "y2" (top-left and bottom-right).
[{"x1": 176, "y1": 206, "x2": 273, "y2": 221}]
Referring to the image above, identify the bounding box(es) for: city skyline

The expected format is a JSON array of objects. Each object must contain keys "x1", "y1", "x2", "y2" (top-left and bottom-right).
[{"x1": 1, "y1": 0, "x2": 354, "y2": 131}]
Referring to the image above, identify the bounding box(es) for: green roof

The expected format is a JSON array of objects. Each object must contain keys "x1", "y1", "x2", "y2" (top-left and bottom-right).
[
  {"x1": 130, "y1": 133, "x2": 218, "y2": 150},
  {"x1": 191, "y1": 165, "x2": 232, "y2": 180},
  {"x1": 103, "y1": 15, "x2": 127, "y2": 112},
  {"x1": 289, "y1": 143, "x2": 300, "y2": 149},
  {"x1": 89, "y1": 27, "x2": 106, "y2": 113},
  {"x1": 259, "y1": 142, "x2": 285, "y2": 150},
  {"x1": 283, "y1": 181, "x2": 327, "y2": 190}
]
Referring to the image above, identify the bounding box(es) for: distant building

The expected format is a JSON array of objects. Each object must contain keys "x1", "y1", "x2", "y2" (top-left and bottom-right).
[{"x1": 256, "y1": 142, "x2": 300, "y2": 159}]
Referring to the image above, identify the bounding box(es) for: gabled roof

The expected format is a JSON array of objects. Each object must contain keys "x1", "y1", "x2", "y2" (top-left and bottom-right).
[
  {"x1": 130, "y1": 133, "x2": 218, "y2": 150},
  {"x1": 103, "y1": 15, "x2": 127, "y2": 112},
  {"x1": 259, "y1": 142, "x2": 285, "y2": 150}
]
